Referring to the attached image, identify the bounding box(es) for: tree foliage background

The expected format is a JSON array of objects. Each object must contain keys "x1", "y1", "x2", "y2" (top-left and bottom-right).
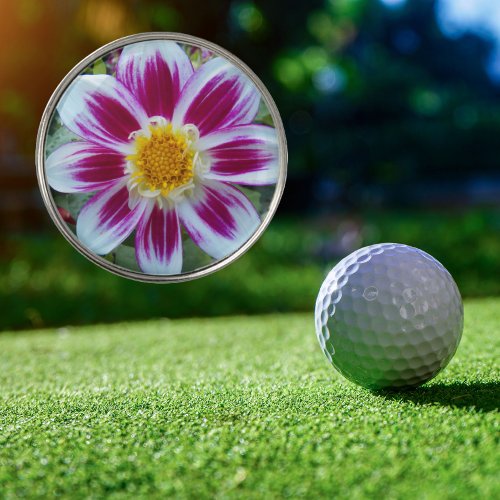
[{"x1": 0, "y1": 0, "x2": 499, "y2": 329}]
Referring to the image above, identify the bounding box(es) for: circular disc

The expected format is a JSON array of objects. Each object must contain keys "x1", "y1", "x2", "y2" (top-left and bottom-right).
[{"x1": 36, "y1": 33, "x2": 287, "y2": 282}]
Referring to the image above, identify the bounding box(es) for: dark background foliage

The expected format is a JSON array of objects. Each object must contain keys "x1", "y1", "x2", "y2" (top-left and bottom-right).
[{"x1": 0, "y1": 0, "x2": 498, "y2": 330}]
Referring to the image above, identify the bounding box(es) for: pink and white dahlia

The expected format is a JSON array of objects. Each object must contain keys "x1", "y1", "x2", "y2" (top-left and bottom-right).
[{"x1": 47, "y1": 41, "x2": 279, "y2": 274}]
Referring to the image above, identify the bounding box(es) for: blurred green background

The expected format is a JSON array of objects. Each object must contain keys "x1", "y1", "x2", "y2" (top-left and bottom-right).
[{"x1": 1, "y1": 0, "x2": 499, "y2": 331}]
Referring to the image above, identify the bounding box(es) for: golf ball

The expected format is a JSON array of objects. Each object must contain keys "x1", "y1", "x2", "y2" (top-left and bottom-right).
[{"x1": 315, "y1": 243, "x2": 463, "y2": 390}]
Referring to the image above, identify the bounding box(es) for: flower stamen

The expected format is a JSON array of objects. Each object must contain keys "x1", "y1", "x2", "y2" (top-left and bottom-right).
[{"x1": 126, "y1": 121, "x2": 197, "y2": 201}]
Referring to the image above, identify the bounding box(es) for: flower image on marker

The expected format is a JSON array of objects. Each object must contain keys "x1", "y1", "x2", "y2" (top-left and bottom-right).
[{"x1": 46, "y1": 40, "x2": 279, "y2": 275}]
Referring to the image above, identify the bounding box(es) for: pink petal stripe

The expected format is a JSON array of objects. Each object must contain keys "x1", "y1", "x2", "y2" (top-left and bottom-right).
[
  {"x1": 76, "y1": 179, "x2": 148, "y2": 255},
  {"x1": 46, "y1": 141, "x2": 126, "y2": 193},
  {"x1": 198, "y1": 124, "x2": 279, "y2": 186},
  {"x1": 178, "y1": 180, "x2": 260, "y2": 259},
  {"x1": 116, "y1": 40, "x2": 194, "y2": 120},
  {"x1": 172, "y1": 57, "x2": 260, "y2": 136},
  {"x1": 135, "y1": 204, "x2": 182, "y2": 275},
  {"x1": 57, "y1": 75, "x2": 148, "y2": 153}
]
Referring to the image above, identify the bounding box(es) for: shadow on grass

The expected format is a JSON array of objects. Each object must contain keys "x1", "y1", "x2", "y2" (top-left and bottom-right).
[{"x1": 379, "y1": 381, "x2": 499, "y2": 413}]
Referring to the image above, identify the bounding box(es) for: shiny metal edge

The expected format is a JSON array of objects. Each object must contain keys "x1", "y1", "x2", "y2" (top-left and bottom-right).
[{"x1": 35, "y1": 32, "x2": 287, "y2": 284}]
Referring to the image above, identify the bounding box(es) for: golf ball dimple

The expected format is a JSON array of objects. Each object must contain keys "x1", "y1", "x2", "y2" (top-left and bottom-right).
[{"x1": 315, "y1": 243, "x2": 464, "y2": 390}]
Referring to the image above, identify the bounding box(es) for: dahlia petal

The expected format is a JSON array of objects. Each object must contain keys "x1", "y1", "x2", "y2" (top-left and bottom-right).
[
  {"x1": 178, "y1": 180, "x2": 260, "y2": 259},
  {"x1": 116, "y1": 40, "x2": 194, "y2": 120},
  {"x1": 172, "y1": 57, "x2": 260, "y2": 135},
  {"x1": 199, "y1": 124, "x2": 279, "y2": 186},
  {"x1": 57, "y1": 75, "x2": 148, "y2": 153},
  {"x1": 135, "y1": 204, "x2": 182, "y2": 275},
  {"x1": 76, "y1": 179, "x2": 148, "y2": 255},
  {"x1": 46, "y1": 141, "x2": 126, "y2": 193}
]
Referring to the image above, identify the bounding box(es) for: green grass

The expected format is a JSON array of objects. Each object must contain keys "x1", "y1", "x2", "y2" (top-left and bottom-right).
[
  {"x1": 0, "y1": 299, "x2": 498, "y2": 498},
  {"x1": 2, "y1": 209, "x2": 499, "y2": 331}
]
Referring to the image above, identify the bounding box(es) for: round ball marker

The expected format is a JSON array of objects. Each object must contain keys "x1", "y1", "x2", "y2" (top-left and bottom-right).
[{"x1": 36, "y1": 33, "x2": 287, "y2": 282}]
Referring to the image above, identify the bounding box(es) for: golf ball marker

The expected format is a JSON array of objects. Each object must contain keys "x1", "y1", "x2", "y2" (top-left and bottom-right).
[
  {"x1": 36, "y1": 33, "x2": 286, "y2": 282},
  {"x1": 315, "y1": 243, "x2": 463, "y2": 390}
]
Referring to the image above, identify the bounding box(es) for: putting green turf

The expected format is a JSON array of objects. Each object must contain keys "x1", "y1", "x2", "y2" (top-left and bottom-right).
[{"x1": 0, "y1": 299, "x2": 498, "y2": 498}]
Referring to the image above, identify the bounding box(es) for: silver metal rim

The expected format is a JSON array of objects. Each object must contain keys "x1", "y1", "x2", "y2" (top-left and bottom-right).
[{"x1": 36, "y1": 32, "x2": 287, "y2": 283}]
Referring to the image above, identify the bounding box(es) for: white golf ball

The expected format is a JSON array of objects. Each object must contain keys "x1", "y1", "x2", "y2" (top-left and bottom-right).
[{"x1": 315, "y1": 243, "x2": 463, "y2": 390}]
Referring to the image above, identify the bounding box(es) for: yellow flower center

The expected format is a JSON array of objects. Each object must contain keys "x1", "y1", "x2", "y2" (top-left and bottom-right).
[{"x1": 127, "y1": 123, "x2": 194, "y2": 196}]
